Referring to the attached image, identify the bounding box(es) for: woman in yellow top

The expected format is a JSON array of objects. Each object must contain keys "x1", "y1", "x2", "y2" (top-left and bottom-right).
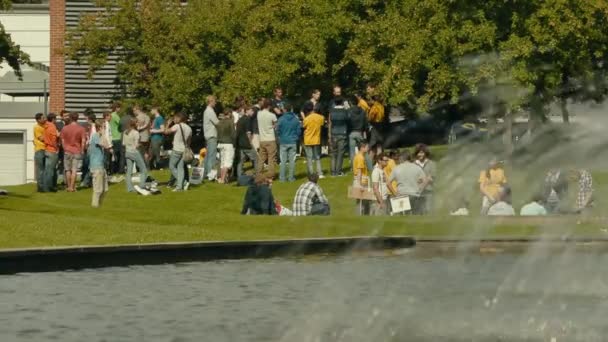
[
  {"x1": 353, "y1": 141, "x2": 371, "y2": 215},
  {"x1": 479, "y1": 158, "x2": 508, "y2": 215}
]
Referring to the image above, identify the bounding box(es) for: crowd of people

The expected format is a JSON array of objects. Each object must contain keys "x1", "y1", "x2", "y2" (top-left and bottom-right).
[{"x1": 31, "y1": 84, "x2": 595, "y2": 216}]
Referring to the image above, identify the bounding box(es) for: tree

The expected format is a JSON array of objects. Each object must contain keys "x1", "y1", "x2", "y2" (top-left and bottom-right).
[
  {"x1": 0, "y1": 0, "x2": 31, "y2": 78},
  {"x1": 498, "y1": 0, "x2": 608, "y2": 122},
  {"x1": 66, "y1": 0, "x2": 251, "y2": 114},
  {"x1": 340, "y1": 0, "x2": 498, "y2": 112},
  {"x1": 217, "y1": 0, "x2": 355, "y2": 102}
]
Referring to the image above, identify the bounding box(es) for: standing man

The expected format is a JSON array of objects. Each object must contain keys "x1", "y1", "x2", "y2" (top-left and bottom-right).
[
  {"x1": 235, "y1": 106, "x2": 258, "y2": 178},
  {"x1": 353, "y1": 141, "x2": 371, "y2": 215},
  {"x1": 135, "y1": 105, "x2": 151, "y2": 167},
  {"x1": 119, "y1": 107, "x2": 134, "y2": 175},
  {"x1": 80, "y1": 110, "x2": 96, "y2": 188},
  {"x1": 165, "y1": 112, "x2": 192, "y2": 192},
  {"x1": 149, "y1": 106, "x2": 165, "y2": 170},
  {"x1": 302, "y1": 102, "x2": 325, "y2": 177},
  {"x1": 102, "y1": 111, "x2": 114, "y2": 175},
  {"x1": 89, "y1": 120, "x2": 110, "y2": 207},
  {"x1": 276, "y1": 107, "x2": 302, "y2": 182},
  {"x1": 42, "y1": 113, "x2": 60, "y2": 192},
  {"x1": 348, "y1": 95, "x2": 368, "y2": 170},
  {"x1": 387, "y1": 150, "x2": 429, "y2": 214},
  {"x1": 109, "y1": 102, "x2": 123, "y2": 175},
  {"x1": 203, "y1": 95, "x2": 219, "y2": 181},
  {"x1": 367, "y1": 95, "x2": 385, "y2": 157},
  {"x1": 256, "y1": 98, "x2": 278, "y2": 178},
  {"x1": 371, "y1": 153, "x2": 390, "y2": 216},
  {"x1": 61, "y1": 112, "x2": 86, "y2": 192},
  {"x1": 33, "y1": 113, "x2": 46, "y2": 192},
  {"x1": 251, "y1": 97, "x2": 264, "y2": 151},
  {"x1": 300, "y1": 89, "x2": 322, "y2": 119},
  {"x1": 271, "y1": 87, "x2": 289, "y2": 117},
  {"x1": 328, "y1": 93, "x2": 349, "y2": 176}
]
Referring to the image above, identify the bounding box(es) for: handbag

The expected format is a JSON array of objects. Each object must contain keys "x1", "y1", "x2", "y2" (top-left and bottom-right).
[{"x1": 178, "y1": 123, "x2": 194, "y2": 163}]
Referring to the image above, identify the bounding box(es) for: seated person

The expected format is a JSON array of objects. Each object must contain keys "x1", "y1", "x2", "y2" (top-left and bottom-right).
[
  {"x1": 487, "y1": 186, "x2": 515, "y2": 216},
  {"x1": 479, "y1": 157, "x2": 508, "y2": 215},
  {"x1": 241, "y1": 174, "x2": 278, "y2": 215},
  {"x1": 572, "y1": 169, "x2": 594, "y2": 213},
  {"x1": 520, "y1": 193, "x2": 548, "y2": 216},
  {"x1": 450, "y1": 198, "x2": 470, "y2": 216},
  {"x1": 293, "y1": 173, "x2": 330, "y2": 216}
]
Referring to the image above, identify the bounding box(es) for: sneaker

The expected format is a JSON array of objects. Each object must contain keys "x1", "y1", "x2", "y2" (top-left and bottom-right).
[
  {"x1": 172, "y1": 188, "x2": 183, "y2": 192},
  {"x1": 337, "y1": 172, "x2": 345, "y2": 177},
  {"x1": 319, "y1": 174, "x2": 326, "y2": 179},
  {"x1": 134, "y1": 185, "x2": 151, "y2": 196},
  {"x1": 184, "y1": 181, "x2": 190, "y2": 191}
]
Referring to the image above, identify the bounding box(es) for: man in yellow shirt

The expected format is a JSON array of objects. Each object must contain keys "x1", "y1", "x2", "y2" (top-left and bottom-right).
[
  {"x1": 384, "y1": 150, "x2": 398, "y2": 195},
  {"x1": 33, "y1": 113, "x2": 47, "y2": 192},
  {"x1": 367, "y1": 95, "x2": 385, "y2": 156},
  {"x1": 302, "y1": 102, "x2": 325, "y2": 178},
  {"x1": 479, "y1": 158, "x2": 507, "y2": 215}
]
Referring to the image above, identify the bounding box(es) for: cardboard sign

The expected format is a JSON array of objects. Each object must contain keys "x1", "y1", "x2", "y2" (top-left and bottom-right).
[
  {"x1": 190, "y1": 167, "x2": 204, "y2": 185},
  {"x1": 390, "y1": 195, "x2": 411, "y2": 214},
  {"x1": 348, "y1": 186, "x2": 376, "y2": 201}
]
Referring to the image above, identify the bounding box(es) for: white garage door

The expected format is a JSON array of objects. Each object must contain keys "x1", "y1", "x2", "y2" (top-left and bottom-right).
[{"x1": 0, "y1": 132, "x2": 25, "y2": 186}]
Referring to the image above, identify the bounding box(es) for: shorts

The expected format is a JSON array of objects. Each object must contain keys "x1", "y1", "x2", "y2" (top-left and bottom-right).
[
  {"x1": 218, "y1": 143, "x2": 235, "y2": 168},
  {"x1": 64, "y1": 153, "x2": 83, "y2": 172}
]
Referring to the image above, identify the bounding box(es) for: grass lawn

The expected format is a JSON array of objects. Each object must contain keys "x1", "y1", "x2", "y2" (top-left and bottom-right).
[{"x1": 0, "y1": 145, "x2": 606, "y2": 249}]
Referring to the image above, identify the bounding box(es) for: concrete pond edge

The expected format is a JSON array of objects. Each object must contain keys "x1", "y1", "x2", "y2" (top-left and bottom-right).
[{"x1": 3, "y1": 236, "x2": 608, "y2": 274}]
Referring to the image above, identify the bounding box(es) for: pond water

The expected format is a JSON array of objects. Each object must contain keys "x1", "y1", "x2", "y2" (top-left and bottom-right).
[{"x1": 1, "y1": 248, "x2": 608, "y2": 341}]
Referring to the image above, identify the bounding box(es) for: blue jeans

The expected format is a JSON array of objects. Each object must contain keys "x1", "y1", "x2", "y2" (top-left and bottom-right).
[
  {"x1": 125, "y1": 151, "x2": 147, "y2": 192},
  {"x1": 279, "y1": 143, "x2": 297, "y2": 182},
  {"x1": 304, "y1": 145, "x2": 323, "y2": 176},
  {"x1": 170, "y1": 151, "x2": 185, "y2": 190},
  {"x1": 34, "y1": 150, "x2": 45, "y2": 191},
  {"x1": 237, "y1": 149, "x2": 258, "y2": 178},
  {"x1": 330, "y1": 135, "x2": 348, "y2": 175},
  {"x1": 112, "y1": 139, "x2": 123, "y2": 174},
  {"x1": 349, "y1": 131, "x2": 364, "y2": 169},
  {"x1": 203, "y1": 137, "x2": 217, "y2": 180},
  {"x1": 43, "y1": 151, "x2": 58, "y2": 192}
]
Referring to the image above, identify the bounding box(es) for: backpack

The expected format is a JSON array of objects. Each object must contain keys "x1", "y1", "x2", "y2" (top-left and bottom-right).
[{"x1": 330, "y1": 104, "x2": 349, "y2": 136}]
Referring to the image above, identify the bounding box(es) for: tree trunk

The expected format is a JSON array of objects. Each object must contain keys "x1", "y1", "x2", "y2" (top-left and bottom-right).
[{"x1": 560, "y1": 97, "x2": 570, "y2": 123}]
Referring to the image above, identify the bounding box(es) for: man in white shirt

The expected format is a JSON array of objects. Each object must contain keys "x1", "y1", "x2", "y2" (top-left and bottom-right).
[
  {"x1": 371, "y1": 153, "x2": 390, "y2": 216},
  {"x1": 203, "y1": 95, "x2": 219, "y2": 181},
  {"x1": 256, "y1": 98, "x2": 278, "y2": 178}
]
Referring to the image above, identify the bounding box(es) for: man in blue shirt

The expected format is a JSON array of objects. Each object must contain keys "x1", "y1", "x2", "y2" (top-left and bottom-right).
[
  {"x1": 276, "y1": 108, "x2": 302, "y2": 182},
  {"x1": 149, "y1": 106, "x2": 165, "y2": 170},
  {"x1": 88, "y1": 120, "x2": 110, "y2": 207}
]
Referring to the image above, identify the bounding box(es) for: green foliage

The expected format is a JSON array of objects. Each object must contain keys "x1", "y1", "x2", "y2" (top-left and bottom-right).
[
  {"x1": 0, "y1": 0, "x2": 31, "y2": 78},
  {"x1": 65, "y1": 0, "x2": 608, "y2": 116}
]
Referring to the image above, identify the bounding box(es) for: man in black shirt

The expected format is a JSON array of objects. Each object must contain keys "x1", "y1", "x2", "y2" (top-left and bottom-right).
[
  {"x1": 236, "y1": 106, "x2": 258, "y2": 178},
  {"x1": 328, "y1": 91, "x2": 350, "y2": 176}
]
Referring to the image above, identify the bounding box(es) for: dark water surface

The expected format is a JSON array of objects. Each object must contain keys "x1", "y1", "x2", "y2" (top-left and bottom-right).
[{"x1": 1, "y1": 248, "x2": 608, "y2": 341}]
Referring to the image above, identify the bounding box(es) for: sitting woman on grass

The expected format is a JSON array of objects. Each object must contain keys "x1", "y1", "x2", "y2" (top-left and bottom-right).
[
  {"x1": 479, "y1": 157, "x2": 507, "y2": 215},
  {"x1": 241, "y1": 174, "x2": 278, "y2": 215}
]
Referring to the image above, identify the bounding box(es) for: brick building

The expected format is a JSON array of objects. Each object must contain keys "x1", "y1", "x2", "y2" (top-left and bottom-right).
[{"x1": 50, "y1": 0, "x2": 120, "y2": 114}]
